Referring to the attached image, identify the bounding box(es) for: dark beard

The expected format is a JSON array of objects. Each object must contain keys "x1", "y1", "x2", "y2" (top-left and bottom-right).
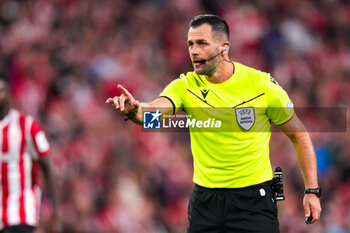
[{"x1": 195, "y1": 61, "x2": 219, "y2": 77}]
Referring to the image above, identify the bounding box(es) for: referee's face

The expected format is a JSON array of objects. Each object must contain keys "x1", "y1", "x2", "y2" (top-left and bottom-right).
[{"x1": 188, "y1": 23, "x2": 221, "y2": 76}]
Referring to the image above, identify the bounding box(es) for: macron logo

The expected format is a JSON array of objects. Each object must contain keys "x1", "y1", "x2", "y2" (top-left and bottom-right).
[{"x1": 201, "y1": 89, "x2": 209, "y2": 99}]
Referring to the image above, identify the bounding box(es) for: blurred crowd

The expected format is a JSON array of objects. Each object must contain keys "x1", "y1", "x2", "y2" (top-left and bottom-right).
[{"x1": 0, "y1": 0, "x2": 349, "y2": 232}]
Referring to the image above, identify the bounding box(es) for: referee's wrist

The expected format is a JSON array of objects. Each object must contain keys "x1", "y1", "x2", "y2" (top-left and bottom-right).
[
  {"x1": 304, "y1": 187, "x2": 322, "y2": 198},
  {"x1": 124, "y1": 108, "x2": 139, "y2": 121}
]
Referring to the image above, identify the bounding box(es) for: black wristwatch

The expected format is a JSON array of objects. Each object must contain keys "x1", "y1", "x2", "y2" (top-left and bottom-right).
[{"x1": 304, "y1": 187, "x2": 322, "y2": 198}]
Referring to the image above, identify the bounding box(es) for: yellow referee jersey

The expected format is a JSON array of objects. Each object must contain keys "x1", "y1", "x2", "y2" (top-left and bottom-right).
[{"x1": 159, "y1": 62, "x2": 294, "y2": 188}]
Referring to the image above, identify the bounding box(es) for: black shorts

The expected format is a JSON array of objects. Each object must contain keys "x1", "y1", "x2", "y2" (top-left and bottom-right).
[
  {"x1": 187, "y1": 181, "x2": 279, "y2": 233},
  {"x1": 0, "y1": 224, "x2": 35, "y2": 233}
]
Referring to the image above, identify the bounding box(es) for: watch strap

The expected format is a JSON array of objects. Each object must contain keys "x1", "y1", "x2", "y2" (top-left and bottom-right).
[{"x1": 304, "y1": 187, "x2": 322, "y2": 198}]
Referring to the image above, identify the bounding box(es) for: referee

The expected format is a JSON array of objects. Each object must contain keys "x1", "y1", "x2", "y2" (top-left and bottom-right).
[{"x1": 106, "y1": 14, "x2": 321, "y2": 233}]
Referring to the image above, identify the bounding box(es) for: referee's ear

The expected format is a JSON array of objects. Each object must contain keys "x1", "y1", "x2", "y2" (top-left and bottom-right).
[{"x1": 221, "y1": 42, "x2": 230, "y2": 52}]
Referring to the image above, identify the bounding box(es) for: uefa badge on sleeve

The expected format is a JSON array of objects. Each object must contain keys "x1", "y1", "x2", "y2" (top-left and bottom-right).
[
  {"x1": 286, "y1": 100, "x2": 294, "y2": 110},
  {"x1": 143, "y1": 110, "x2": 161, "y2": 129}
]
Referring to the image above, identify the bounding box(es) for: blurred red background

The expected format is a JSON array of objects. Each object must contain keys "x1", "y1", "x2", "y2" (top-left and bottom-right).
[{"x1": 0, "y1": 0, "x2": 349, "y2": 232}]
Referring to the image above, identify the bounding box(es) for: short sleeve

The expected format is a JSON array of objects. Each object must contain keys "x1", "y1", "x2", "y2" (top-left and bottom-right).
[
  {"x1": 265, "y1": 75, "x2": 294, "y2": 125},
  {"x1": 30, "y1": 120, "x2": 50, "y2": 158},
  {"x1": 159, "y1": 75, "x2": 185, "y2": 114}
]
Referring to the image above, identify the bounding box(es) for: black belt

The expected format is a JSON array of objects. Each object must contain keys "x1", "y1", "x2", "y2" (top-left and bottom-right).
[{"x1": 194, "y1": 180, "x2": 273, "y2": 192}]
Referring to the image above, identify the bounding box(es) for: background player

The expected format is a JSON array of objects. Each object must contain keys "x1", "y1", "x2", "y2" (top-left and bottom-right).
[{"x1": 0, "y1": 75, "x2": 61, "y2": 233}]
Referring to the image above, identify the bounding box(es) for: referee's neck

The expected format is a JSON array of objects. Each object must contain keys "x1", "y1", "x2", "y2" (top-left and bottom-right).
[{"x1": 205, "y1": 60, "x2": 234, "y2": 84}]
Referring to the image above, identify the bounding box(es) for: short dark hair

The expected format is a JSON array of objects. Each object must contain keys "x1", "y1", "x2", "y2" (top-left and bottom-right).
[{"x1": 189, "y1": 14, "x2": 230, "y2": 41}]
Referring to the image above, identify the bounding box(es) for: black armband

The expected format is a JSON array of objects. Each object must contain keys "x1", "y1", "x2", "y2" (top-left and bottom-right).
[{"x1": 124, "y1": 109, "x2": 138, "y2": 121}]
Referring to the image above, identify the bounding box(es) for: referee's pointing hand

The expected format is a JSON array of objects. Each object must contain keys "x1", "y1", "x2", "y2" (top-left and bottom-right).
[{"x1": 105, "y1": 84, "x2": 140, "y2": 115}]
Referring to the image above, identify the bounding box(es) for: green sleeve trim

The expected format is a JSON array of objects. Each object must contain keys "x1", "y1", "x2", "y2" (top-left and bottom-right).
[
  {"x1": 275, "y1": 112, "x2": 295, "y2": 126},
  {"x1": 159, "y1": 96, "x2": 176, "y2": 115}
]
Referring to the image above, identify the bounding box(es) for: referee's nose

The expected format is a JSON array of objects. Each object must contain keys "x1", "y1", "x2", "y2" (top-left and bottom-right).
[{"x1": 189, "y1": 46, "x2": 202, "y2": 62}]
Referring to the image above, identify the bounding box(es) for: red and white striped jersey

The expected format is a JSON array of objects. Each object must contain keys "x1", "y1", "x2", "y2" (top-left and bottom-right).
[{"x1": 0, "y1": 109, "x2": 50, "y2": 229}]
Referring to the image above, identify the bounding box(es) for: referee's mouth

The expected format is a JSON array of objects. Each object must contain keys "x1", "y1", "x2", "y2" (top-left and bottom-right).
[{"x1": 193, "y1": 59, "x2": 204, "y2": 67}]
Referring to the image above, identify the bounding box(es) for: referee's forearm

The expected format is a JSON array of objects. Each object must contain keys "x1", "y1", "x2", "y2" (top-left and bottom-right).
[
  {"x1": 129, "y1": 98, "x2": 174, "y2": 125},
  {"x1": 291, "y1": 132, "x2": 319, "y2": 189}
]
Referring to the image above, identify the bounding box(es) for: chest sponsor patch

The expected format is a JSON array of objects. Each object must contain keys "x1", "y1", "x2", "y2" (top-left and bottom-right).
[{"x1": 235, "y1": 107, "x2": 255, "y2": 130}]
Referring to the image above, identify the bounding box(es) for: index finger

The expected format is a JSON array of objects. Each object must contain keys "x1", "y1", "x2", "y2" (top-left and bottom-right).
[{"x1": 118, "y1": 84, "x2": 133, "y2": 98}]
